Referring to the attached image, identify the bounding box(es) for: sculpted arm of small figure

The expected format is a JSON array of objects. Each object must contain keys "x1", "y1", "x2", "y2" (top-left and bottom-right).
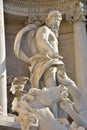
[
  {"x1": 57, "y1": 71, "x2": 87, "y2": 128},
  {"x1": 58, "y1": 71, "x2": 87, "y2": 120},
  {"x1": 57, "y1": 70, "x2": 87, "y2": 114}
]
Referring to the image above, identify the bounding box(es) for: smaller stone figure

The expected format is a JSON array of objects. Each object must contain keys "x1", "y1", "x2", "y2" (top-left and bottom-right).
[
  {"x1": 14, "y1": 85, "x2": 68, "y2": 130},
  {"x1": 57, "y1": 70, "x2": 87, "y2": 128},
  {"x1": 13, "y1": 80, "x2": 86, "y2": 130}
]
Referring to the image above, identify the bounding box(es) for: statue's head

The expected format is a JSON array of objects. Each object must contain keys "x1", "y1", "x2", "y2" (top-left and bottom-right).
[
  {"x1": 45, "y1": 10, "x2": 62, "y2": 37},
  {"x1": 46, "y1": 10, "x2": 62, "y2": 22}
]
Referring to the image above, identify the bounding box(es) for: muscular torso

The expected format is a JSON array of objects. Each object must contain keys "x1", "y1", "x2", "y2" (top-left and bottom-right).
[{"x1": 35, "y1": 25, "x2": 59, "y2": 56}]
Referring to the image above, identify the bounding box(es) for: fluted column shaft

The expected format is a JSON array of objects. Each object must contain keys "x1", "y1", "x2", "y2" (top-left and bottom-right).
[
  {"x1": 73, "y1": 20, "x2": 87, "y2": 105},
  {"x1": 0, "y1": 0, "x2": 7, "y2": 115}
]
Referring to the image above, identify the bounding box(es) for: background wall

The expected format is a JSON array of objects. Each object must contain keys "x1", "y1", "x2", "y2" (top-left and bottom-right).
[{"x1": 59, "y1": 19, "x2": 76, "y2": 82}]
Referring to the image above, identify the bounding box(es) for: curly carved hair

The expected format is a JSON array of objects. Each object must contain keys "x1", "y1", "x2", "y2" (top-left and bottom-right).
[{"x1": 45, "y1": 10, "x2": 62, "y2": 24}]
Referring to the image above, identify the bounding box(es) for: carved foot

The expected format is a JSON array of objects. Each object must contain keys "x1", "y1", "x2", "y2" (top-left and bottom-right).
[
  {"x1": 60, "y1": 98, "x2": 73, "y2": 112},
  {"x1": 70, "y1": 122, "x2": 85, "y2": 130}
]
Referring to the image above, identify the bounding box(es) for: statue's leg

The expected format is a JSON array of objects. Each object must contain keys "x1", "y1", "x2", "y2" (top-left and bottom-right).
[
  {"x1": 43, "y1": 67, "x2": 67, "y2": 118},
  {"x1": 43, "y1": 67, "x2": 58, "y2": 118},
  {"x1": 44, "y1": 67, "x2": 57, "y2": 88}
]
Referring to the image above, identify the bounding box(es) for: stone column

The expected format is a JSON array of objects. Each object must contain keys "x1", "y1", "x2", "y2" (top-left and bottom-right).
[
  {"x1": 66, "y1": 6, "x2": 87, "y2": 106},
  {"x1": 73, "y1": 20, "x2": 87, "y2": 105},
  {"x1": 0, "y1": 0, "x2": 7, "y2": 115}
]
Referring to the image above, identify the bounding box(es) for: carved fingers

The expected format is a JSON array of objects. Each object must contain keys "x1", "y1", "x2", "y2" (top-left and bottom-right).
[{"x1": 58, "y1": 85, "x2": 68, "y2": 101}]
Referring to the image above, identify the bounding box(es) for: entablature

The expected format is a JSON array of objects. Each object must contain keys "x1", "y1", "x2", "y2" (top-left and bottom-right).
[
  {"x1": 4, "y1": 0, "x2": 79, "y2": 16},
  {"x1": 4, "y1": 0, "x2": 87, "y2": 24}
]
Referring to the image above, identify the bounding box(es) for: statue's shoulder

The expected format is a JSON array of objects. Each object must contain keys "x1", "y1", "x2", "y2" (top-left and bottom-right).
[{"x1": 36, "y1": 25, "x2": 50, "y2": 34}]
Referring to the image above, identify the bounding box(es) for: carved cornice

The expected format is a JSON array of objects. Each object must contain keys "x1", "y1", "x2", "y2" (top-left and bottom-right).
[
  {"x1": 4, "y1": 0, "x2": 79, "y2": 16},
  {"x1": 4, "y1": 0, "x2": 87, "y2": 24}
]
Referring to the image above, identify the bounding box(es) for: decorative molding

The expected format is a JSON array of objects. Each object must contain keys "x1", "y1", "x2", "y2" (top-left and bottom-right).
[
  {"x1": 4, "y1": 0, "x2": 87, "y2": 23},
  {"x1": 4, "y1": 0, "x2": 79, "y2": 16},
  {"x1": 66, "y1": 6, "x2": 82, "y2": 22},
  {"x1": 66, "y1": 2, "x2": 87, "y2": 22}
]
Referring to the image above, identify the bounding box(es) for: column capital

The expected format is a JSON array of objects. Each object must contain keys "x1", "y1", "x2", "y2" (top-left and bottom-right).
[{"x1": 66, "y1": 2, "x2": 87, "y2": 23}]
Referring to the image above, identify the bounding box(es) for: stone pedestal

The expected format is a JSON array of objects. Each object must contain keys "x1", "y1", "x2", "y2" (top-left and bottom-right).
[
  {"x1": 0, "y1": 115, "x2": 20, "y2": 130},
  {"x1": 0, "y1": 0, "x2": 7, "y2": 114},
  {"x1": 0, "y1": 120, "x2": 20, "y2": 130},
  {"x1": 73, "y1": 20, "x2": 87, "y2": 106}
]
